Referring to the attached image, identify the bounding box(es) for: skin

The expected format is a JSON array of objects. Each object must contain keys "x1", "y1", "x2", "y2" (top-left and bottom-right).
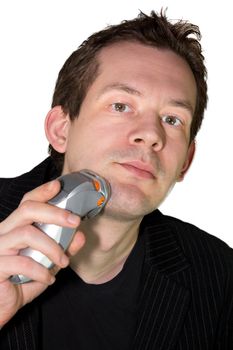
[
  {"x1": 63, "y1": 42, "x2": 196, "y2": 217},
  {"x1": 46, "y1": 42, "x2": 196, "y2": 283},
  {"x1": 0, "y1": 41, "x2": 197, "y2": 326}
]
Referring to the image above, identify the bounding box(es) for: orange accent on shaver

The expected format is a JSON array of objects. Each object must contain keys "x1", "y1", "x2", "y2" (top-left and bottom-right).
[
  {"x1": 97, "y1": 196, "x2": 105, "y2": 206},
  {"x1": 93, "y1": 180, "x2": 100, "y2": 191}
]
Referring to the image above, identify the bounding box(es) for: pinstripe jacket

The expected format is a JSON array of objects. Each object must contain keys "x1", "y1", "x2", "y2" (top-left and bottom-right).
[{"x1": 0, "y1": 157, "x2": 233, "y2": 349}]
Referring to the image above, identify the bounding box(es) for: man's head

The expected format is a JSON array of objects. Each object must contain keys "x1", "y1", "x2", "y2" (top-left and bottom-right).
[{"x1": 48, "y1": 10, "x2": 207, "y2": 173}]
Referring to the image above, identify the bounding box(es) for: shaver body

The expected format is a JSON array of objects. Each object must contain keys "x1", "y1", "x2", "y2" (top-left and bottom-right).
[{"x1": 10, "y1": 170, "x2": 110, "y2": 284}]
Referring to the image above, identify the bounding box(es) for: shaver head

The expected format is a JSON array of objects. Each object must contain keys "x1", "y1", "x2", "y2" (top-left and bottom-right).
[
  {"x1": 51, "y1": 170, "x2": 111, "y2": 219},
  {"x1": 73, "y1": 169, "x2": 110, "y2": 218}
]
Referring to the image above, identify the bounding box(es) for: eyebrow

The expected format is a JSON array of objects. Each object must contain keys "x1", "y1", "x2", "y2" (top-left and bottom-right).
[
  {"x1": 97, "y1": 82, "x2": 194, "y2": 115},
  {"x1": 97, "y1": 83, "x2": 142, "y2": 98},
  {"x1": 167, "y1": 98, "x2": 194, "y2": 116}
]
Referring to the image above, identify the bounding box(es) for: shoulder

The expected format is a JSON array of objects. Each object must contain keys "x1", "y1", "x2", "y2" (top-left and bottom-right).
[
  {"x1": 0, "y1": 157, "x2": 58, "y2": 221},
  {"x1": 171, "y1": 216, "x2": 233, "y2": 285},
  {"x1": 0, "y1": 157, "x2": 57, "y2": 195},
  {"x1": 143, "y1": 210, "x2": 233, "y2": 275},
  {"x1": 0, "y1": 177, "x2": 11, "y2": 194},
  {"x1": 147, "y1": 210, "x2": 232, "y2": 251},
  {"x1": 164, "y1": 214, "x2": 232, "y2": 259}
]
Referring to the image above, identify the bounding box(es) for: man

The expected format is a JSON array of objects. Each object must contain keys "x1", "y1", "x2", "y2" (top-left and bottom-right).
[{"x1": 0, "y1": 10, "x2": 232, "y2": 350}]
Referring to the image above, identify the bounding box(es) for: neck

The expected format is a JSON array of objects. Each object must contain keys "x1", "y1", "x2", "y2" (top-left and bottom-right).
[{"x1": 70, "y1": 215, "x2": 142, "y2": 284}]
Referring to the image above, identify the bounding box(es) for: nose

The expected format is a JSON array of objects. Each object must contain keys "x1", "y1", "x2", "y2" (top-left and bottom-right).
[{"x1": 129, "y1": 117, "x2": 165, "y2": 151}]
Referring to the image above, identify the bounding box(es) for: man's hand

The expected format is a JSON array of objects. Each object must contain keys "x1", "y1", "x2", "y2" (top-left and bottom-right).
[{"x1": 0, "y1": 180, "x2": 85, "y2": 327}]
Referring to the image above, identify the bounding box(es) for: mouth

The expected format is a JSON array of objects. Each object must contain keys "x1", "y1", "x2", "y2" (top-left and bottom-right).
[{"x1": 118, "y1": 161, "x2": 155, "y2": 179}]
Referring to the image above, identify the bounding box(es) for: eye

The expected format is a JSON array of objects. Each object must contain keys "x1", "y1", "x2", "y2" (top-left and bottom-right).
[
  {"x1": 161, "y1": 115, "x2": 182, "y2": 127},
  {"x1": 110, "y1": 102, "x2": 131, "y2": 113}
]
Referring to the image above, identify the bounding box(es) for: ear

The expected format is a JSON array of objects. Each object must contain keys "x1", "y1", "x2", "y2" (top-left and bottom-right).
[
  {"x1": 177, "y1": 140, "x2": 196, "y2": 182},
  {"x1": 44, "y1": 106, "x2": 70, "y2": 153}
]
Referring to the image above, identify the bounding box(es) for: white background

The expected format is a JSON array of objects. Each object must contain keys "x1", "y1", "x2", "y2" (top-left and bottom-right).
[{"x1": 0, "y1": 1, "x2": 232, "y2": 245}]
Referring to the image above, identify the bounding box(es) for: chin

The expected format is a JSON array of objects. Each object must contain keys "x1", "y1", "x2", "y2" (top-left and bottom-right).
[{"x1": 104, "y1": 181, "x2": 159, "y2": 220}]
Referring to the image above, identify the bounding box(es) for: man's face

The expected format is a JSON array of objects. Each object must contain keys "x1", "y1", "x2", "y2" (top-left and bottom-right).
[{"x1": 61, "y1": 42, "x2": 197, "y2": 220}]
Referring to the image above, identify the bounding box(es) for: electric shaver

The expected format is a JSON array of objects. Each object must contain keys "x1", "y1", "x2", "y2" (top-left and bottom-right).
[{"x1": 10, "y1": 170, "x2": 110, "y2": 284}]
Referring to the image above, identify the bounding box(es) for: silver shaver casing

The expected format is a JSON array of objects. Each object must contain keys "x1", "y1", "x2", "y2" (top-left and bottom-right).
[{"x1": 10, "y1": 170, "x2": 110, "y2": 284}]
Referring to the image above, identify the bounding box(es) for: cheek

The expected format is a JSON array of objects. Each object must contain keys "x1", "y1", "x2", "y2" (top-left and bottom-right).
[
  {"x1": 79, "y1": 122, "x2": 126, "y2": 160},
  {"x1": 64, "y1": 130, "x2": 113, "y2": 172},
  {"x1": 163, "y1": 143, "x2": 189, "y2": 178}
]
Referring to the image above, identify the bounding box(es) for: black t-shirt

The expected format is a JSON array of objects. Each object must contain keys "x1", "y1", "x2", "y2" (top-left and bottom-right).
[{"x1": 41, "y1": 232, "x2": 145, "y2": 350}]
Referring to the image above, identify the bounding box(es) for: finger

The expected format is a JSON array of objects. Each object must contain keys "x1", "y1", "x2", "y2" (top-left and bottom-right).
[
  {"x1": 0, "y1": 256, "x2": 56, "y2": 285},
  {"x1": 50, "y1": 264, "x2": 61, "y2": 276},
  {"x1": 20, "y1": 180, "x2": 61, "y2": 204},
  {"x1": 0, "y1": 225, "x2": 70, "y2": 268},
  {"x1": 0, "y1": 180, "x2": 61, "y2": 234},
  {"x1": 0, "y1": 200, "x2": 80, "y2": 235},
  {"x1": 67, "y1": 231, "x2": 86, "y2": 256}
]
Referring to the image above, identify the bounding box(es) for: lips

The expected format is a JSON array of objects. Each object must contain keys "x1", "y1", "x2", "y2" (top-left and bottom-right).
[{"x1": 118, "y1": 161, "x2": 155, "y2": 179}]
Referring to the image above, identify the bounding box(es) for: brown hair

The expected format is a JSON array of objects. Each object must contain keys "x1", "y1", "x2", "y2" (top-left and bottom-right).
[{"x1": 50, "y1": 9, "x2": 208, "y2": 172}]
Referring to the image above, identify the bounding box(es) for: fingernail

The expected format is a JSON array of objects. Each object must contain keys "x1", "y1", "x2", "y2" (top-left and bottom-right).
[
  {"x1": 49, "y1": 276, "x2": 56, "y2": 285},
  {"x1": 67, "y1": 213, "x2": 80, "y2": 225},
  {"x1": 47, "y1": 180, "x2": 56, "y2": 189}
]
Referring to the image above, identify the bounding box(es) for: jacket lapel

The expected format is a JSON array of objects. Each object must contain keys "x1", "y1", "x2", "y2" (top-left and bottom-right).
[{"x1": 133, "y1": 218, "x2": 191, "y2": 350}]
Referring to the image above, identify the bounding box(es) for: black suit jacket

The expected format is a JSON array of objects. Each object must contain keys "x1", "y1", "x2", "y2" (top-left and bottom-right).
[{"x1": 0, "y1": 158, "x2": 233, "y2": 349}]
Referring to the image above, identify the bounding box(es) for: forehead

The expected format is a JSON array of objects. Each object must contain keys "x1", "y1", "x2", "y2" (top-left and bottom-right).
[
  {"x1": 91, "y1": 41, "x2": 197, "y2": 108},
  {"x1": 98, "y1": 41, "x2": 194, "y2": 77}
]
